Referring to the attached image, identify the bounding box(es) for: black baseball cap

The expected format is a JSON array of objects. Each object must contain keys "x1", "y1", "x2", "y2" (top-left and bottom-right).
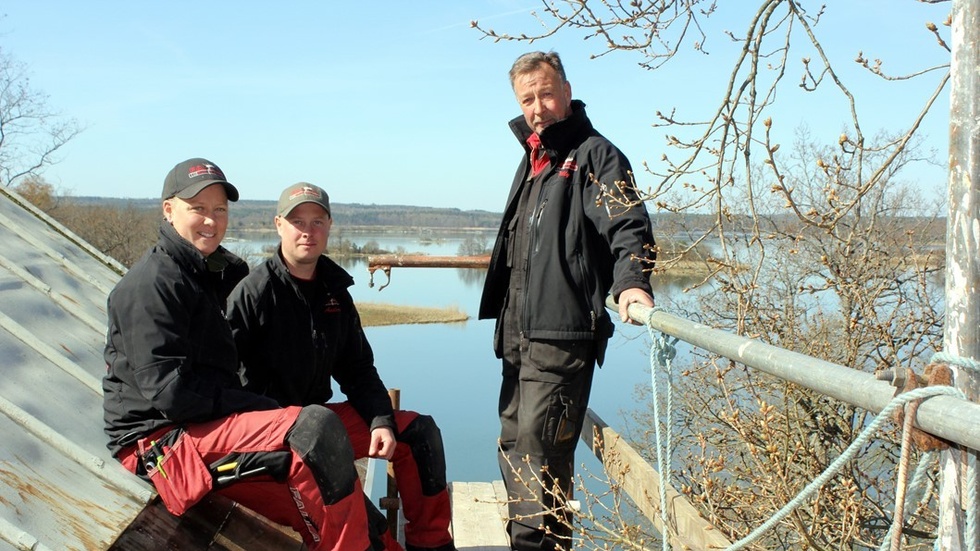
[{"x1": 162, "y1": 157, "x2": 239, "y2": 202}]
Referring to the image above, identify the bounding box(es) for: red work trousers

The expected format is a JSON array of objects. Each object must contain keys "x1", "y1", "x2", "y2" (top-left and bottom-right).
[
  {"x1": 119, "y1": 406, "x2": 370, "y2": 551},
  {"x1": 326, "y1": 403, "x2": 453, "y2": 549}
]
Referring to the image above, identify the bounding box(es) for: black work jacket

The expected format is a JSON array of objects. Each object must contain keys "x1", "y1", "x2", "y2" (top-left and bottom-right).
[
  {"x1": 103, "y1": 222, "x2": 278, "y2": 456},
  {"x1": 226, "y1": 250, "x2": 395, "y2": 431},
  {"x1": 479, "y1": 100, "x2": 656, "y2": 346}
]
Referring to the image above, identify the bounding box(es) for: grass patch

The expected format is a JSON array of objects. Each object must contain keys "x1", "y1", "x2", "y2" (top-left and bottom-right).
[
  {"x1": 661, "y1": 258, "x2": 710, "y2": 278},
  {"x1": 356, "y1": 302, "x2": 469, "y2": 327}
]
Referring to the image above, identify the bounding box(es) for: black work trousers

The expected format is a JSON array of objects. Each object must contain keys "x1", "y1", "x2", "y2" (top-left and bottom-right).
[{"x1": 497, "y1": 305, "x2": 598, "y2": 551}]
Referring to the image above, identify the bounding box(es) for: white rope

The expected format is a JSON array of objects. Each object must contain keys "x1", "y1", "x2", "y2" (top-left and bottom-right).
[
  {"x1": 877, "y1": 452, "x2": 938, "y2": 551},
  {"x1": 648, "y1": 324, "x2": 678, "y2": 551},
  {"x1": 636, "y1": 312, "x2": 977, "y2": 549},
  {"x1": 724, "y1": 386, "x2": 964, "y2": 550},
  {"x1": 930, "y1": 351, "x2": 980, "y2": 548}
]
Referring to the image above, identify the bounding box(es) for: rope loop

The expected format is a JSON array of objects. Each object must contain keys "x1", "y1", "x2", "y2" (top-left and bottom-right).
[
  {"x1": 646, "y1": 307, "x2": 677, "y2": 367},
  {"x1": 644, "y1": 306, "x2": 666, "y2": 329},
  {"x1": 931, "y1": 351, "x2": 980, "y2": 373}
]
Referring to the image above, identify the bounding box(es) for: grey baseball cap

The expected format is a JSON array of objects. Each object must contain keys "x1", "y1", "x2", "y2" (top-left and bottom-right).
[
  {"x1": 162, "y1": 157, "x2": 239, "y2": 202},
  {"x1": 277, "y1": 182, "x2": 330, "y2": 217}
]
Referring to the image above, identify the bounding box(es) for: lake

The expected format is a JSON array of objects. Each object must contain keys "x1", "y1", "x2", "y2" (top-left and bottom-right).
[{"x1": 227, "y1": 230, "x2": 665, "y2": 486}]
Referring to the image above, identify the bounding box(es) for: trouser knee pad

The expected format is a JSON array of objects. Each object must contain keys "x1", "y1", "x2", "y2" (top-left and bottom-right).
[
  {"x1": 286, "y1": 405, "x2": 357, "y2": 504},
  {"x1": 399, "y1": 414, "x2": 447, "y2": 495}
]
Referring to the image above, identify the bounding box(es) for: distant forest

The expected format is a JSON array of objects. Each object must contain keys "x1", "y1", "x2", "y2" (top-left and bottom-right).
[
  {"x1": 21, "y1": 189, "x2": 943, "y2": 269},
  {"x1": 66, "y1": 196, "x2": 941, "y2": 240},
  {"x1": 70, "y1": 197, "x2": 505, "y2": 231}
]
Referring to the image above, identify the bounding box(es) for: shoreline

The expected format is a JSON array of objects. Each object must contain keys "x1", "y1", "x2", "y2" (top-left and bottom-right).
[{"x1": 356, "y1": 302, "x2": 469, "y2": 327}]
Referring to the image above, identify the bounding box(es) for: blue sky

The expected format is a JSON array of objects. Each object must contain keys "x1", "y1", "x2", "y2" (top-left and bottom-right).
[{"x1": 0, "y1": 1, "x2": 953, "y2": 211}]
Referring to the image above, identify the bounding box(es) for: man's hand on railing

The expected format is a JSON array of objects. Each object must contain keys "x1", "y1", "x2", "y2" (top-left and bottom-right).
[{"x1": 617, "y1": 287, "x2": 655, "y2": 325}]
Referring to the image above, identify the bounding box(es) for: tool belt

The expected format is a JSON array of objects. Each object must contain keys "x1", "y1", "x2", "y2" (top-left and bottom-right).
[
  {"x1": 208, "y1": 450, "x2": 292, "y2": 488},
  {"x1": 138, "y1": 428, "x2": 210, "y2": 516},
  {"x1": 138, "y1": 428, "x2": 292, "y2": 516}
]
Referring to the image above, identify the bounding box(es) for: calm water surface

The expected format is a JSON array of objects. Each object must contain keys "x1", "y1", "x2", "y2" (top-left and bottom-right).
[{"x1": 228, "y1": 231, "x2": 662, "y2": 484}]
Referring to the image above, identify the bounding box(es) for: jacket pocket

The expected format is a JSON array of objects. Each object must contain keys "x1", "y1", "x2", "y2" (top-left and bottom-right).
[
  {"x1": 574, "y1": 251, "x2": 598, "y2": 331},
  {"x1": 140, "y1": 431, "x2": 212, "y2": 516},
  {"x1": 504, "y1": 212, "x2": 519, "y2": 269},
  {"x1": 526, "y1": 339, "x2": 596, "y2": 378}
]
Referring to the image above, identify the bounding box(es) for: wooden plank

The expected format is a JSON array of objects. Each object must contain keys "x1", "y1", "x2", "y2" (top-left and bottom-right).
[
  {"x1": 109, "y1": 495, "x2": 305, "y2": 551},
  {"x1": 491, "y1": 479, "x2": 509, "y2": 527},
  {"x1": 581, "y1": 409, "x2": 732, "y2": 550},
  {"x1": 449, "y1": 481, "x2": 509, "y2": 550},
  {"x1": 113, "y1": 480, "x2": 513, "y2": 550},
  {"x1": 209, "y1": 499, "x2": 306, "y2": 551}
]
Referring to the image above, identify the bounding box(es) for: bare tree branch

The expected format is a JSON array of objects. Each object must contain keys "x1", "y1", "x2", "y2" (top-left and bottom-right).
[{"x1": 0, "y1": 47, "x2": 83, "y2": 187}]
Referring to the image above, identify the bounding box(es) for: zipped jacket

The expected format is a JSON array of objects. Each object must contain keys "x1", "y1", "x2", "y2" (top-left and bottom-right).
[
  {"x1": 103, "y1": 222, "x2": 278, "y2": 456},
  {"x1": 479, "y1": 100, "x2": 656, "y2": 346},
  {"x1": 226, "y1": 250, "x2": 395, "y2": 431}
]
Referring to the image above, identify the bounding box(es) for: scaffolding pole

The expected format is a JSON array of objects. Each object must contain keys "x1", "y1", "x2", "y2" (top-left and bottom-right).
[
  {"x1": 940, "y1": 0, "x2": 980, "y2": 547},
  {"x1": 611, "y1": 300, "x2": 980, "y2": 451}
]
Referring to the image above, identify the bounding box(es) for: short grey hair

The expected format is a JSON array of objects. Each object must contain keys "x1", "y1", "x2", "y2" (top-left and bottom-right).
[{"x1": 509, "y1": 51, "x2": 567, "y2": 88}]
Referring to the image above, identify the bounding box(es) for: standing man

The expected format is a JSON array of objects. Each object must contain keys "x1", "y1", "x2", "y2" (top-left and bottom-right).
[
  {"x1": 226, "y1": 182, "x2": 456, "y2": 551},
  {"x1": 103, "y1": 158, "x2": 377, "y2": 551},
  {"x1": 478, "y1": 51, "x2": 656, "y2": 551}
]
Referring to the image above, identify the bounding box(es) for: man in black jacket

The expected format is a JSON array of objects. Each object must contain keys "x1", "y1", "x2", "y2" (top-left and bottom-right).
[
  {"x1": 227, "y1": 182, "x2": 456, "y2": 551},
  {"x1": 478, "y1": 51, "x2": 657, "y2": 551},
  {"x1": 103, "y1": 159, "x2": 376, "y2": 551}
]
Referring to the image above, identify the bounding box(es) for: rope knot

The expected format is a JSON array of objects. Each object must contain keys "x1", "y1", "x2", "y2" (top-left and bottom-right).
[
  {"x1": 880, "y1": 362, "x2": 953, "y2": 452},
  {"x1": 653, "y1": 334, "x2": 678, "y2": 365}
]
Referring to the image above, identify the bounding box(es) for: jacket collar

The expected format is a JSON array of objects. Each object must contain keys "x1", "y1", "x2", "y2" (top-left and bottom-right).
[
  {"x1": 508, "y1": 99, "x2": 593, "y2": 154},
  {"x1": 269, "y1": 246, "x2": 354, "y2": 292},
  {"x1": 159, "y1": 220, "x2": 208, "y2": 273}
]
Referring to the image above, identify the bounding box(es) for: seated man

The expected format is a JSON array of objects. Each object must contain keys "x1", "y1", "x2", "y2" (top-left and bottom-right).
[
  {"x1": 227, "y1": 182, "x2": 456, "y2": 551},
  {"x1": 103, "y1": 159, "x2": 376, "y2": 550}
]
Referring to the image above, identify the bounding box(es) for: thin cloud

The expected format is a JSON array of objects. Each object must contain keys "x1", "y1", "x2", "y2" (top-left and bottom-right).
[{"x1": 420, "y1": 6, "x2": 535, "y2": 35}]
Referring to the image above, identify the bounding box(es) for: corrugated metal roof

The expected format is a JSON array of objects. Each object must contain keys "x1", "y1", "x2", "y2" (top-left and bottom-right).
[{"x1": 0, "y1": 186, "x2": 153, "y2": 551}]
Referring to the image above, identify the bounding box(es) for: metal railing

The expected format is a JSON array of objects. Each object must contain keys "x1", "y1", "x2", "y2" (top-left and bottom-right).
[{"x1": 611, "y1": 296, "x2": 980, "y2": 452}]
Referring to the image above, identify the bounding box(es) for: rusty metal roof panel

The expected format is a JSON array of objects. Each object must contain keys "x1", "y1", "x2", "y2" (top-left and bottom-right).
[
  {"x1": 0, "y1": 187, "x2": 152, "y2": 551},
  {"x1": 0, "y1": 412, "x2": 147, "y2": 550}
]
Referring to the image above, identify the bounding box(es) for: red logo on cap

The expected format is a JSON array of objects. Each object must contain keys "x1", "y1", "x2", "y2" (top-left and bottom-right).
[
  {"x1": 188, "y1": 163, "x2": 225, "y2": 180},
  {"x1": 289, "y1": 186, "x2": 322, "y2": 200}
]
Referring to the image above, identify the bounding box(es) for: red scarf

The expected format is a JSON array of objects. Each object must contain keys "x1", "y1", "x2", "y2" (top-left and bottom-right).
[{"x1": 526, "y1": 133, "x2": 550, "y2": 176}]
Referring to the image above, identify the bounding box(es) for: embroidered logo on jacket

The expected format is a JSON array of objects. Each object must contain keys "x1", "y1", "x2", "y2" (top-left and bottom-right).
[
  {"x1": 559, "y1": 156, "x2": 578, "y2": 178},
  {"x1": 323, "y1": 297, "x2": 341, "y2": 314}
]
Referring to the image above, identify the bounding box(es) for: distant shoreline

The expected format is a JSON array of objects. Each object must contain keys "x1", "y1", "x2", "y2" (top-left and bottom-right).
[
  {"x1": 230, "y1": 226, "x2": 498, "y2": 235},
  {"x1": 67, "y1": 196, "x2": 505, "y2": 232}
]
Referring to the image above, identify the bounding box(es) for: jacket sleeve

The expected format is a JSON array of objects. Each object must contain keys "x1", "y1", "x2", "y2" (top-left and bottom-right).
[
  {"x1": 117, "y1": 269, "x2": 278, "y2": 424},
  {"x1": 581, "y1": 138, "x2": 656, "y2": 300},
  {"x1": 332, "y1": 300, "x2": 395, "y2": 431}
]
